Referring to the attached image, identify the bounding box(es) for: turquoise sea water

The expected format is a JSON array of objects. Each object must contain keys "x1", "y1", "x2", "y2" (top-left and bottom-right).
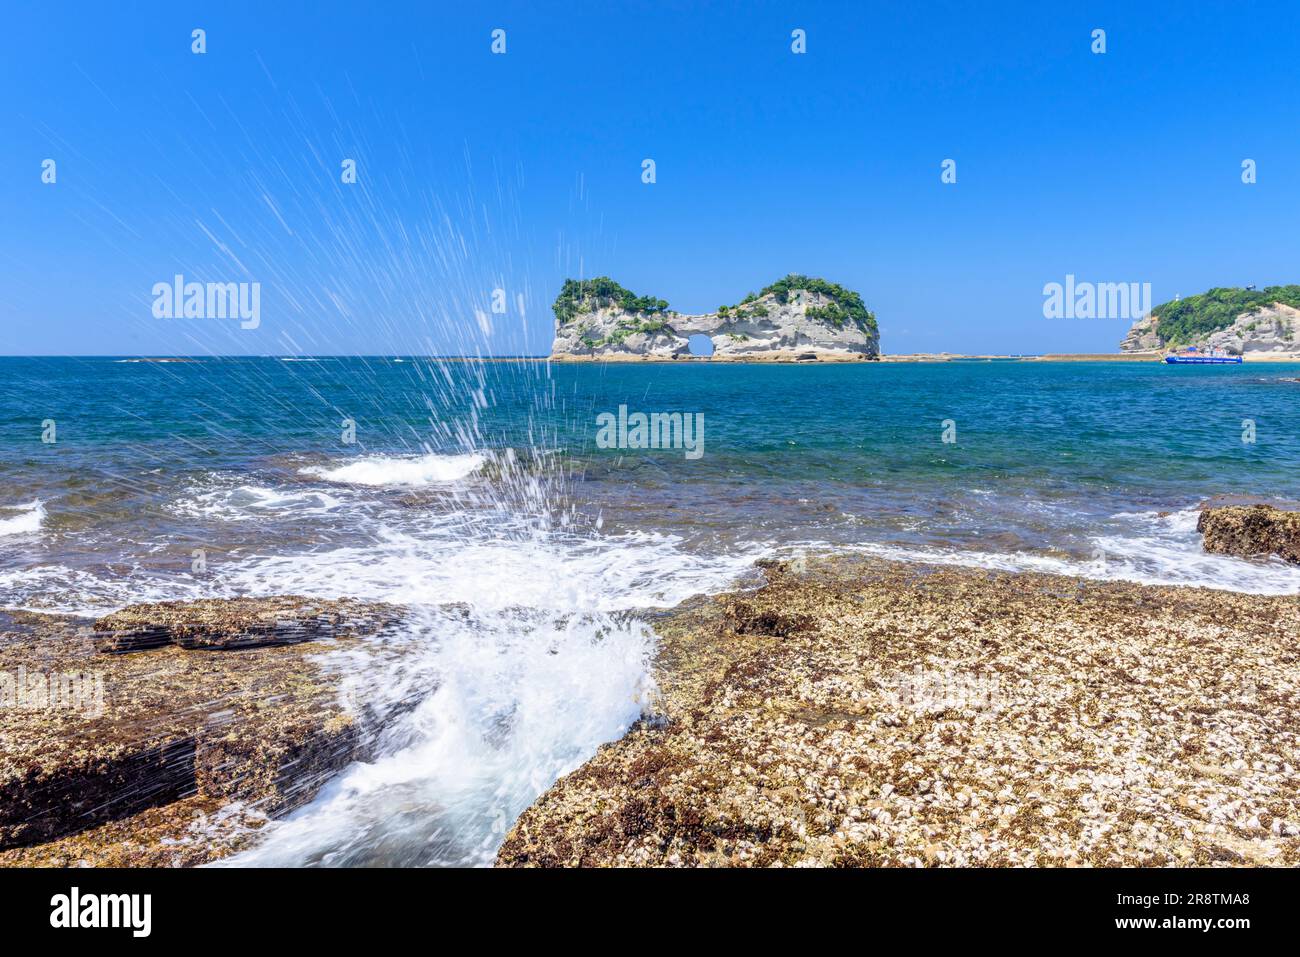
[
  {"x1": 3, "y1": 357, "x2": 1300, "y2": 607},
  {"x1": 3, "y1": 356, "x2": 1299, "y2": 865}
]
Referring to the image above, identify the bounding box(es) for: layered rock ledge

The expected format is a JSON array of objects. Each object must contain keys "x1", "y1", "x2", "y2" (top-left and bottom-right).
[
  {"x1": 498, "y1": 556, "x2": 1300, "y2": 867},
  {"x1": 0, "y1": 597, "x2": 410, "y2": 866}
]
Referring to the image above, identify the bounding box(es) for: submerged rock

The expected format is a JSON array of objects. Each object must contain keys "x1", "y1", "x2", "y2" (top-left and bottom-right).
[
  {"x1": 1199, "y1": 504, "x2": 1300, "y2": 564},
  {"x1": 498, "y1": 556, "x2": 1300, "y2": 867},
  {"x1": 0, "y1": 597, "x2": 409, "y2": 865}
]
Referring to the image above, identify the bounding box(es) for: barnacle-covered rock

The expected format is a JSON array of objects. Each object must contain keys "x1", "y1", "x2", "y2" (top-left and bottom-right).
[{"x1": 498, "y1": 557, "x2": 1300, "y2": 867}]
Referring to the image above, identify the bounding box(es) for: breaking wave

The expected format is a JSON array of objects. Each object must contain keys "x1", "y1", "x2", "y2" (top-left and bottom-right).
[
  {"x1": 301, "y1": 452, "x2": 485, "y2": 487},
  {"x1": 0, "y1": 500, "x2": 45, "y2": 537}
]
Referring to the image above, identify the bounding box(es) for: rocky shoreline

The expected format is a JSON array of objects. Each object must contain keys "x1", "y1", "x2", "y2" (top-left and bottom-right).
[
  {"x1": 4, "y1": 507, "x2": 1300, "y2": 867},
  {"x1": 0, "y1": 597, "x2": 414, "y2": 866},
  {"x1": 498, "y1": 555, "x2": 1300, "y2": 867}
]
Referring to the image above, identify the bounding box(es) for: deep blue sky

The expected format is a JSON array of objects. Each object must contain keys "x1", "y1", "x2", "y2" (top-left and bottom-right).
[{"x1": 2, "y1": 1, "x2": 1297, "y2": 356}]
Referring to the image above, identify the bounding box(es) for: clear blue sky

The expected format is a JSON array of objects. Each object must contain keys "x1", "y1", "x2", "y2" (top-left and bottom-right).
[{"x1": 2, "y1": 0, "x2": 1297, "y2": 356}]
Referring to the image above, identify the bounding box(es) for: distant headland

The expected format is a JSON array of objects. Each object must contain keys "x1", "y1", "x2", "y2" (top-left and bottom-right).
[{"x1": 1121, "y1": 285, "x2": 1300, "y2": 356}]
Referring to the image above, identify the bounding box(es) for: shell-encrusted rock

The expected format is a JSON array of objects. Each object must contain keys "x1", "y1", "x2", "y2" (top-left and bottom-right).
[{"x1": 497, "y1": 556, "x2": 1300, "y2": 867}]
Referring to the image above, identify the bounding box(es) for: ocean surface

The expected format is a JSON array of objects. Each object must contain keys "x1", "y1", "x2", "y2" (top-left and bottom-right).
[{"x1": 3, "y1": 356, "x2": 1300, "y2": 865}]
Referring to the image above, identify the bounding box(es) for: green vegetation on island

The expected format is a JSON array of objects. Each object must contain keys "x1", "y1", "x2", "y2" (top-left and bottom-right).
[
  {"x1": 602, "y1": 315, "x2": 670, "y2": 346},
  {"x1": 552, "y1": 273, "x2": 879, "y2": 351},
  {"x1": 552, "y1": 277, "x2": 669, "y2": 326},
  {"x1": 756, "y1": 274, "x2": 878, "y2": 336},
  {"x1": 1151, "y1": 285, "x2": 1300, "y2": 346}
]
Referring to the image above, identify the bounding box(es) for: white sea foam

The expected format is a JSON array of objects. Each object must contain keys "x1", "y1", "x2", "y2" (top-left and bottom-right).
[
  {"x1": 220, "y1": 526, "x2": 760, "y2": 611},
  {"x1": 221, "y1": 604, "x2": 656, "y2": 867},
  {"x1": 0, "y1": 506, "x2": 760, "y2": 618},
  {"x1": 198, "y1": 516, "x2": 757, "y2": 867},
  {"x1": 840, "y1": 508, "x2": 1300, "y2": 595},
  {"x1": 173, "y1": 483, "x2": 346, "y2": 522},
  {"x1": 0, "y1": 564, "x2": 212, "y2": 615},
  {"x1": 301, "y1": 452, "x2": 485, "y2": 487},
  {"x1": 0, "y1": 500, "x2": 45, "y2": 537},
  {"x1": 0, "y1": 504, "x2": 751, "y2": 867}
]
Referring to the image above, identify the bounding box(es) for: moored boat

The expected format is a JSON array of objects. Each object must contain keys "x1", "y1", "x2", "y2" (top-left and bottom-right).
[{"x1": 1164, "y1": 347, "x2": 1242, "y2": 364}]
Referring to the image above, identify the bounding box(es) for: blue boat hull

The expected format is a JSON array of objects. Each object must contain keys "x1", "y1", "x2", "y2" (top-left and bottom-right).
[{"x1": 1164, "y1": 355, "x2": 1242, "y2": 364}]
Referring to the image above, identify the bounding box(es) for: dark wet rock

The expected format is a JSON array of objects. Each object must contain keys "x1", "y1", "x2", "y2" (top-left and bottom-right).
[
  {"x1": 0, "y1": 597, "x2": 409, "y2": 864},
  {"x1": 1199, "y1": 504, "x2": 1300, "y2": 564},
  {"x1": 724, "y1": 599, "x2": 815, "y2": 638},
  {"x1": 92, "y1": 596, "x2": 405, "y2": 652}
]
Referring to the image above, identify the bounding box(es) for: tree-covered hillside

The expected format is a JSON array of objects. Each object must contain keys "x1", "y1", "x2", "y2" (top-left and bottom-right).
[
  {"x1": 730, "y1": 274, "x2": 878, "y2": 336},
  {"x1": 766, "y1": 275, "x2": 877, "y2": 336},
  {"x1": 1152, "y1": 286, "x2": 1300, "y2": 345},
  {"x1": 552, "y1": 277, "x2": 669, "y2": 325},
  {"x1": 551, "y1": 273, "x2": 878, "y2": 339}
]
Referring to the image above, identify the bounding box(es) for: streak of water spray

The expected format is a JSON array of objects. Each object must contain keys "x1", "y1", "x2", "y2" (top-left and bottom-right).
[{"x1": 0, "y1": 74, "x2": 751, "y2": 865}]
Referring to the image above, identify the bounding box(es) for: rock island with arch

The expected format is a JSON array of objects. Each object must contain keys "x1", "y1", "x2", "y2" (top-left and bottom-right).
[{"x1": 547, "y1": 274, "x2": 880, "y2": 361}]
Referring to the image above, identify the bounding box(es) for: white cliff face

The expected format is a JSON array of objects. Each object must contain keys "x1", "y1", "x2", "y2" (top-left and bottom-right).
[
  {"x1": 1120, "y1": 301, "x2": 1300, "y2": 354},
  {"x1": 549, "y1": 305, "x2": 681, "y2": 358},
  {"x1": 1205, "y1": 302, "x2": 1300, "y2": 354},
  {"x1": 551, "y1": 288, "x2": 879, "y2": 360},
  {"x1": 1118, "y1": 314, "x2": 1164, "y2": 352}
]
